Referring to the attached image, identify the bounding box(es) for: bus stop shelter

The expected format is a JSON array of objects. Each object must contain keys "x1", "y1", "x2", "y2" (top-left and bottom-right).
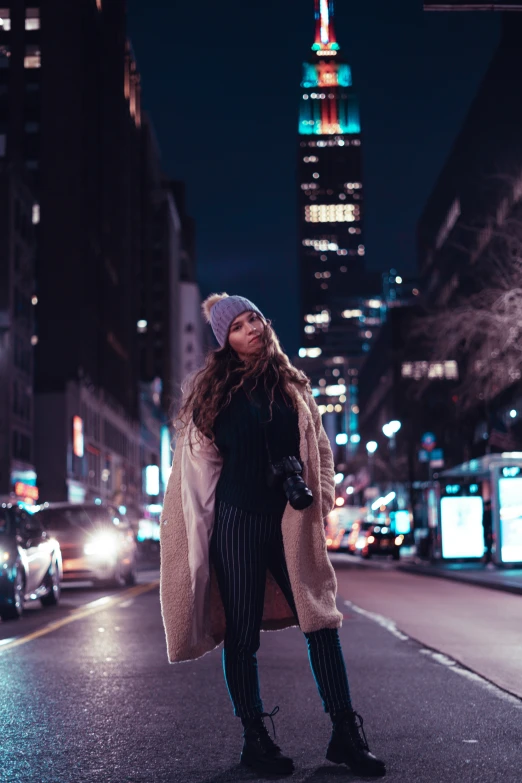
[{"x1": 438, "y1": 453, "x2": 522, "y2": 568}]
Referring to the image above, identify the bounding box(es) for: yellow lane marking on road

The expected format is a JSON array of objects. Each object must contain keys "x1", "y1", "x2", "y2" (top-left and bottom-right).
[{"x1": 0, "y1": 580, "x2": 159, "y2": 654}]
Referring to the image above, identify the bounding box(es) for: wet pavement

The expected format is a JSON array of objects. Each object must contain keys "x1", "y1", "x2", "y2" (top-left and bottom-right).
[{"x1": 0, "y1": 562, "x2": 521, "y2": 782}]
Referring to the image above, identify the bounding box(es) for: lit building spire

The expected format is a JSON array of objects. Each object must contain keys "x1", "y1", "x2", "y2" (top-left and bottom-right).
[{"x1": 313, "y1": 0, "x2": 339, "y2": 55}]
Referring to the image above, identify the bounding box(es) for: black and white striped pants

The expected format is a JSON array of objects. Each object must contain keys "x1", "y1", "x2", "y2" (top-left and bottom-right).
[{"x1": 210, "y1": 499, "x2": 352, "y2": 721}]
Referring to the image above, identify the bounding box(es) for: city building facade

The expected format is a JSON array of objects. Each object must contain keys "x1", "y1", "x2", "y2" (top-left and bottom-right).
[
  {"x1": 417, "y1": 13, "x2": 522, "y2": 460},
  {"x1": 0, "y1": 166, "x2": 38, "y2": 503},
  {"x1": 0, "y1": 1, "x2": 196, "y2": 517}
]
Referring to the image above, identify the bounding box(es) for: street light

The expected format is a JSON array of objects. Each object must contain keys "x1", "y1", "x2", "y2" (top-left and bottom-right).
[
  {"x1": 366, "y1": 441, "x2": 378, "y2": 487},
  {"x1": 382, "y1": 420, "x2": 401, "y2": 503},
  {"x1": 382, "y1": 420, "x2": 401, "y2": 438}
]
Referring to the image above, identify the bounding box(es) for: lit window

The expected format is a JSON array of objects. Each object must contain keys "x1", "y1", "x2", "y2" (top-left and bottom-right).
[
  {"x1": 305, "y1": 204, "x2": 359, "y2": 223},
  {"x1": 24, "y1": 45, "x2": 41, "y2": 69},
  {"x1": 444, "y1": 361, "x2": 459, "y2": 379},
  {"x1": 96, "y1": 0, "x2": 102, "y2": 9},
  {"x1": 32, "y1": 203, "x2": 40, "y2": 225},
  {"x1": 0, "y1": 9, "x2": 10, "y2": 30},
  {"x1": 401, "y1": 361, "x2": 459, "y2": 381},
  {"x1": 298, "y1": 347, "x2": 322, "y2": 358},
  {"x1": 25, "y1": 8, "x2": 40, "y2": 30}
]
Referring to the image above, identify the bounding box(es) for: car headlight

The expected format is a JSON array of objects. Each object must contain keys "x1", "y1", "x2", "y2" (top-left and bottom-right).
[{"x1": 84, "y1": 532, "x2": 120, "y2": 557}]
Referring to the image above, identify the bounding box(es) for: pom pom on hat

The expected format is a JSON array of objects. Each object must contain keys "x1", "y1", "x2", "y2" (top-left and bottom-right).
[{"x1": 201, "y1": 292, "x2": 229, "y2": 324}]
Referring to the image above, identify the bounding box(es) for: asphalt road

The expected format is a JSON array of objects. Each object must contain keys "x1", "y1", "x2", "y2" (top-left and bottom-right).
[{"x1": 0, "y1": 561, "x2": 521, "y2": 783}]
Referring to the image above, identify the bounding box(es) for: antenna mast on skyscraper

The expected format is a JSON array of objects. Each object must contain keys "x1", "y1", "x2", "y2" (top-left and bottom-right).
[{"x1": 313, "y1": 0, "x2": 339, "y2": 54}]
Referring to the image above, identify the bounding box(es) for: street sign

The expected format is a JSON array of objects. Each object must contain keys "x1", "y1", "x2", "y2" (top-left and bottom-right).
[
  {"x1": 421, "y1": 432, "x2": 437, "y2": 452},
  {"x1": 430, "y1": 448, "x2": 445, "y2": 468}
]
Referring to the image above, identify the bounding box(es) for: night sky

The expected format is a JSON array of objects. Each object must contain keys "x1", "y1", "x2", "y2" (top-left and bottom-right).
[{"x1": 127, "y1": 0, "x2": 499, "y2": 355}]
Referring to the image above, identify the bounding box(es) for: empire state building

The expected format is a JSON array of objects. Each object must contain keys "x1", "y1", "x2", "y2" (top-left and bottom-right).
[{"x1": 298, "y1": 0, "x2": 366, "y2": 359}]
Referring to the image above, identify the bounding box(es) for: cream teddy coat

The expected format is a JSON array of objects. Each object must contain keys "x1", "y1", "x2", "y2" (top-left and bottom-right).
[{"x1": 159, "y1": 382, "x2": 343, "y2": 664}]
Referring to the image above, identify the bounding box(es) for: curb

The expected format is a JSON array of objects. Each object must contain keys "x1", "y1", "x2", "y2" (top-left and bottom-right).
[{"x1": 398, "y1": 564, "x2": 522, "y2": 597}]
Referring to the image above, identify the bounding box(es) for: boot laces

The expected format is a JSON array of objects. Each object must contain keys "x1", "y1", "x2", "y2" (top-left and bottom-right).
[
  {"x1": 336, "y1": 710, "x2": 370, "y2": 752},
  {"x1": 350, "y1": 711, "x2": 370, "y2": 751},
  {"x1": 245, "y1": 706, "x2": 281, "y2": 753}
]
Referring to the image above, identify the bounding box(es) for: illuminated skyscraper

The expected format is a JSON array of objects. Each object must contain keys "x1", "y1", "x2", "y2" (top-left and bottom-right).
[{"x1": 298, "y1": 0, "x2": 366, "y2": 358}]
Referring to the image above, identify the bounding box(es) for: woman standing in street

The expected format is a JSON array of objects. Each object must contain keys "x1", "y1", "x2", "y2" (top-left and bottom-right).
[{"x1": 160, "y1": 293, "x2": 386, "y2": 778}]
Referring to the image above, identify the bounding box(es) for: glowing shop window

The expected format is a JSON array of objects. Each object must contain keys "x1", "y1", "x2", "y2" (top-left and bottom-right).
[
  {"x1": 24, "y1": 46, "x2": 41, "y2": 69},
  {"x1": 305, "y1": 204, "x2": 358, "y2": 223},
  {"x1": 25, "y1": 8, "x2": 40, "y2": 30},
  {"x1": 32, "y1": 203, "x2": 40, "y2": 225},
  {"x1": 0, "y1": 9, "x2": 10, "y2": 30}
]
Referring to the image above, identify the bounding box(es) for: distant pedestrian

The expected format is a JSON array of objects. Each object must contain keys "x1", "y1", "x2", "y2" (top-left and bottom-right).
[{"x1": 160, "y1": 293, "x2": 385, "y2": 778}]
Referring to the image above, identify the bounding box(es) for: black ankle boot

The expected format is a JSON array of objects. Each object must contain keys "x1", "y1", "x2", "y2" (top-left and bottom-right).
[
  {"x1": 326, "y1": 709, "x2": 386, "y2": 777},
  {"x1": 240, "y1": 707, "x2": 295, "y2": 776}
]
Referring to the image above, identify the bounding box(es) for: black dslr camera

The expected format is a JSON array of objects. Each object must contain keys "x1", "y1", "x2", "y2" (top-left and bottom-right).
[{"x1": 267, "y1": 456, "x2": 314, "y2": 511}]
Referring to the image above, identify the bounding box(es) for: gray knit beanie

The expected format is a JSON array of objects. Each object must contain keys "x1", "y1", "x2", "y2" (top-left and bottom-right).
[{"x1": 201, "y1": 293, "x2": 265, "y2": 347}]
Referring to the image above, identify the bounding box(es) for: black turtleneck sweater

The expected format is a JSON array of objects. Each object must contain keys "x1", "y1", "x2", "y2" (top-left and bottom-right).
[{"x1": 212, "y1": 379, "x2": 300, "y2": 514}]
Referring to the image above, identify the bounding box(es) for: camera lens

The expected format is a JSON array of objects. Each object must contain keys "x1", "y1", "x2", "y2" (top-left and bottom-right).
[{"x1": 284, "y1": 475, "x2": 314, "y2": 510}]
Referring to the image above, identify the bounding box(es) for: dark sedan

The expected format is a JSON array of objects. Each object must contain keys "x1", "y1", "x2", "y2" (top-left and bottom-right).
[
  {"x1": 347, "y1": 520, "x2": 403, "y2": 560},
  {"x1": 0, "y1": 503, "x2": 62, "y2": 621}
]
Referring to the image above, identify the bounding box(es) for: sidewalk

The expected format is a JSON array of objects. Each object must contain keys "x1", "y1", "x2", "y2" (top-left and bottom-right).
[{"x1": 399, "y1": 559, "x2": 522, "y2": 596}]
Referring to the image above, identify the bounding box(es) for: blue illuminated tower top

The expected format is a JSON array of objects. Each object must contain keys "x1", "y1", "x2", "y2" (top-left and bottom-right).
[{"x1": 299, "y1": 0, "x2": 360, "y2": 136}]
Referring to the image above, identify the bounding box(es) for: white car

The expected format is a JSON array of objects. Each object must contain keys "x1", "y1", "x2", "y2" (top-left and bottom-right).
[{"x1": 33, "y1": 503, "x2": 137, "y2": 587}]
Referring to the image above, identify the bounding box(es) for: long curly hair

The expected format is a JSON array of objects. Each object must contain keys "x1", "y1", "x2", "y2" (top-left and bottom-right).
[{"x1": 176, "y1": 317, "x2": 311, "y2": 445}]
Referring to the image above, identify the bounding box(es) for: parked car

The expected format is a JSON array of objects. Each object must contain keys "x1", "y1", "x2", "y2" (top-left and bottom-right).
[
  {"x1": 32, "y1": 503, "x2": 137, "y2": 587},
  {"x1": 346, "y1": 520, "x2": 403, "y2": 560},
  {"x1": 0, "y1": 502, "x2": 62, "y2": 621}
]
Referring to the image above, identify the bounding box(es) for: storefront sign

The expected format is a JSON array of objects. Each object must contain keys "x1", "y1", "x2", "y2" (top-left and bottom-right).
[
  {"x1": 73, "y1": 415, "x2": 84, "y2": 458},
  {"x1": 14, "y1": 482, "x2": 39, "y2": 502}
]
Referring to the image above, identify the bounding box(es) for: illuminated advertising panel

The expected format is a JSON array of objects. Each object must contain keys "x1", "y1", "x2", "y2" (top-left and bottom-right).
[
  {"x1": 144, "y1": 465, "x2": 160, "y2": 497},
  {"x1": 498, "y1": 468, "x2": 522, "y2": 563},
  {"x1": 73, "y1": 415, "x2": 84, "y2": 458},
  {"x1": 391, "y1": 510, "x2": 411, "y2": 535},
  {"x1": 440, "y1": 496, "x2": 484, "y2": 559}
]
